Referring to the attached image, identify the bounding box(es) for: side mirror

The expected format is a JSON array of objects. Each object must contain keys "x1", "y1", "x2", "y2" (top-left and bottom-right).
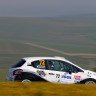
[{"x1": 67, "y1": 70, "x2": 72, "y2": 74}]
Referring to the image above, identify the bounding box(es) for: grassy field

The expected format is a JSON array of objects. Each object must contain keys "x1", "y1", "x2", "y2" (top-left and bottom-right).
[
  {"x1": 0, "y1": 16, "x2": 96, "y2": 81},
  {"x1": 0, "y1": 82, "x2": 96, "y2": 96}
]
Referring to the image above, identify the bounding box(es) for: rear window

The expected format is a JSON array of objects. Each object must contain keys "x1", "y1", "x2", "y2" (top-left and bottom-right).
[{"x1": 12, "y1": 59, "x2": 26, "y2": 68}]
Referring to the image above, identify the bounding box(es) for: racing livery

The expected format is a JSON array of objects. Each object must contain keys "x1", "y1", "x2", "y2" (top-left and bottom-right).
[{"x1": 6, "y1": 56, "x2": 96, "y2": 84}]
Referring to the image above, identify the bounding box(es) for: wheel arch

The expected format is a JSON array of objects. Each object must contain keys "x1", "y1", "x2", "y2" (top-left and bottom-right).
[
  {"x1": 79, "y1": 78, "x2": 96, "y2": 84},
  {"x1": 14, "y1": 72, "x2": 47, "y2": 82}
]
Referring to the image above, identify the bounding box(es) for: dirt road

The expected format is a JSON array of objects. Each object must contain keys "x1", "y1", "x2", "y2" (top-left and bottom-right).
[{"x1": 23, "y1": 42, "x2": 96, "y2": 58}]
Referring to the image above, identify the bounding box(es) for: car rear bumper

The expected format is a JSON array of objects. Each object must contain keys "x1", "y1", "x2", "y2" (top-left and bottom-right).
[{"x1": 6, "y1": 75, "x2": 15, "y2": 81}]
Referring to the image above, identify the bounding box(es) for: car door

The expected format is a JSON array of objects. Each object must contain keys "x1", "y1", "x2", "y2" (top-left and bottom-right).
[
  {"x1": 43, "y1": 59, "x2": 63, "y2": 83},
  {"x1": 46, "y1": 60, "x2": 74, "y2": 84},
  {"x1": 59, "y1": 61, "x2": 86, "y2": 84}
]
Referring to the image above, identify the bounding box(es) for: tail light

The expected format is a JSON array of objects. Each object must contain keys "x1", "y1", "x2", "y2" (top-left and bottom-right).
[{"x1": 13, "y1": 69, "x2": 23, "y2": 75}]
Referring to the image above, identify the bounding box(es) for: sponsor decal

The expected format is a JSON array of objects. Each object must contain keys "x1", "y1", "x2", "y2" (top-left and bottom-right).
[
  {"x1": 56, "y1": 74, "x2": 60, "y2": 78},
  {"x1": 62, "y1": 75, "x2": 71, "y2": 79},
  {"x1": 48, "y1": 73, "x2": 55, "y2": 75},
  {"x1": 37, "y1": 70, "x2": 46, "y2": 77},
  {"x1": 74, "y1": 75, "x2": 81, "y2": 81},
  {"x1": 62, "y1": 73, "x2": 71, "y2": 79}
]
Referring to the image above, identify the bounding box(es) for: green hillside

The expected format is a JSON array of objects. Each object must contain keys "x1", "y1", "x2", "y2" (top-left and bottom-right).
[{"x1": 0, "y1": 16, "x2": 96, "y2": 80}]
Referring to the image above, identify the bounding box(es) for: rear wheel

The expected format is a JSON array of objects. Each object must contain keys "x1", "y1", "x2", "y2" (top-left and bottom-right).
[{"x1": 22, "y1": 79, "x2": 31, "y2": 83}]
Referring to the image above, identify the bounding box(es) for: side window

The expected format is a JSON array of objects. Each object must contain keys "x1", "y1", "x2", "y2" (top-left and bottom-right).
[
  {"x1": 60, "y1": 61, "x2": 83, "y2": 73},
  {"x1": 71, "y1": 65, "x2": 83, "y2": 73},
  {"x1": 59, "y1": 61, "x2": 69, "y2": 72},
  {"x1": 12, "y1": 59, "x2": 26, "y2": 68},
  {"x1": 31, "y1": 60, "x2": 48, "y2": 69},
  {"x1": 47, "y1": 60, "x2": 62, "y2": 71}
]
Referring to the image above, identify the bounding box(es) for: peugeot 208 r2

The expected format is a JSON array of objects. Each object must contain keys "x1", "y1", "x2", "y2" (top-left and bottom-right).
[{"x1": 6, "y1": 56, "x2": 96, "y2": 84}]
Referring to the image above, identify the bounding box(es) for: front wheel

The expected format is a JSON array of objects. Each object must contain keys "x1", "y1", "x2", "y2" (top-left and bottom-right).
[
  {"x1": 85, "y1": 80, "x2": 96, "y2": 84},
  {"x1": 80, "y1": 78, "x2": 96, "y2": 84}
]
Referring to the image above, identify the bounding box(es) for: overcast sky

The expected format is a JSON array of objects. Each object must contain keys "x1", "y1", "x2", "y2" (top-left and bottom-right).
[{"x1": 0, "y1": 0, "x2": 96, "y2": 17}]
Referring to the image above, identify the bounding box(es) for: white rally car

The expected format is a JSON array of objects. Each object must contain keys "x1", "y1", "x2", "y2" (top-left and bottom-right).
[{"x1": 6, "y1": 56, "x2": 96, "y2": 84}]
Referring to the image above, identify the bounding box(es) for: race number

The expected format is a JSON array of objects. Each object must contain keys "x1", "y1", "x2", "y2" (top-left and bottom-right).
[
  {"x1": 56, "y1": 74, "x2": 60, "y2": 78},
  {"x1": 39, "y1": 60, "x2": 45, "y2": 66}
]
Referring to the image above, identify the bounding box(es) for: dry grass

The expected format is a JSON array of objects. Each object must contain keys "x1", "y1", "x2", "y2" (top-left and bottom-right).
[{"x1": 0, "y1": 82, "x2": 96, "y2": 96}]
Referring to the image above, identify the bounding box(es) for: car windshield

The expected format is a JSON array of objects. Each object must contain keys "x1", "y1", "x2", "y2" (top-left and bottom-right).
[{"x1": 12, "y1": 59, "x2": 26, "y2": 68}]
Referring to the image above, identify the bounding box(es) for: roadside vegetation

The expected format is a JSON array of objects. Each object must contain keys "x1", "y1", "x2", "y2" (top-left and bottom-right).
[{"x1": 0, "y1": 82, "x2": 96, "y2": 96}]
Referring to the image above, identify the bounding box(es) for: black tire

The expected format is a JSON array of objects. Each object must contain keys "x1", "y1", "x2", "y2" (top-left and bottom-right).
[
  {"x1": 80, "y1": 78, "x2": 96, "y2": 84},
  {"x1": 85, "y1": 80, "x2": 96, "y2": 84},
  {"x1": 22, "y1": 79, "x2": 31, "y2": 83}
]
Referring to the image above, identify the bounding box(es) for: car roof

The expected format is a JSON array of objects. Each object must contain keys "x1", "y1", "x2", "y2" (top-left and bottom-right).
[
  {"x1": 23, "y1": 56, "x2": 72, "y2": 63},
  {"x1": 23, "y1": 56, "x2": 65, "y2": 61}
]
